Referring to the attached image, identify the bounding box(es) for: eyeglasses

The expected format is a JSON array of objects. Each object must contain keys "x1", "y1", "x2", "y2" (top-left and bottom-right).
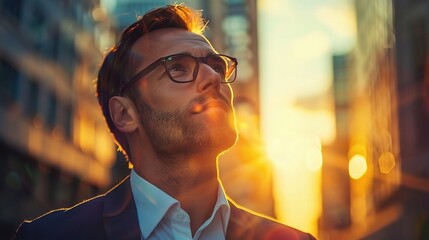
[{"x1": 120, "y1": 53, "x2": 238, "y2": 94}]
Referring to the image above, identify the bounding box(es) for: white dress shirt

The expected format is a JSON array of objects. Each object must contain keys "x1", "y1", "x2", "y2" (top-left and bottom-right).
[{"x1": 130, "y1": 169, "x2": 231, "y2": 240}]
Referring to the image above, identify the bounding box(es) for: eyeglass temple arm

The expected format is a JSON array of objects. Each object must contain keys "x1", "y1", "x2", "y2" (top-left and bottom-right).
[{"x1": 119, "y1": 59, "x2": 164, "y2": 94}]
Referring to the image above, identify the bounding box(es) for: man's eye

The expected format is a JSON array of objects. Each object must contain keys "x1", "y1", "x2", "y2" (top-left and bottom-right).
[
  {"x1": 168, "y1": 64, "x2": 186, "y2": 72},
  {"x1": 211, "y1": 64, "x2": 226, "y2": 75}
]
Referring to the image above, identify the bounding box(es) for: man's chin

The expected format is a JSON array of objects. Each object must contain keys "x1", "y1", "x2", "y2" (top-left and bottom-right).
[
  {"x1": 218, "y1": 137, "x2": 237, "y2": 156},
  {"x1": 214, "y1": 128, "x2": 238, "y2": 153}
]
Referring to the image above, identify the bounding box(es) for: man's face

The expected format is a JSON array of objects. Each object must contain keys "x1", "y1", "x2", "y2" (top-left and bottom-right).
[{"x1": 129, "y1": 28, "x2": 237, "y2": 156}]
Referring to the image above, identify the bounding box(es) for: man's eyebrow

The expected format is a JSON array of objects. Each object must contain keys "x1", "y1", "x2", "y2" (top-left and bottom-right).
[
  {"x1": 172, "y1": 51, "x2": 217, "y2": 56},
  {"x1": 178, "y1": 51, "x2": 192, "y2": 55}
]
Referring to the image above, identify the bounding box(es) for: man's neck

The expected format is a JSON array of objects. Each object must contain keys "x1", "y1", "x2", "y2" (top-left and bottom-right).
[{"x1": 133, "y1": 153, "x2": 220, "y2": 235}]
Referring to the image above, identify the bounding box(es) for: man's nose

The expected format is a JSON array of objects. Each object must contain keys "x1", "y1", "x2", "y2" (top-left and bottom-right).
[{"x1": 196, "y1": 63, "x2": 221, "y2": 92}]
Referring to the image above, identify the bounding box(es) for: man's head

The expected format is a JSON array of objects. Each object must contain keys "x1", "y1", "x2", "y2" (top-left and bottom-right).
[{"x1": 96, "y1": 4, "x2": 238, "y2": 161}]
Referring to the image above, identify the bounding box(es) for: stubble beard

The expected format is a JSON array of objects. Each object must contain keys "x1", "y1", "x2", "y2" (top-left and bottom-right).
[{"x1": 136, "y1": 99, "x2": 237, "y2": 159}]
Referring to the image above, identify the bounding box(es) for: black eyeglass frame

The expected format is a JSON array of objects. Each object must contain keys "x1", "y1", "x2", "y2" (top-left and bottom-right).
[{"x1": 119, "y1": 53, "x2": 238, "y2": 94}]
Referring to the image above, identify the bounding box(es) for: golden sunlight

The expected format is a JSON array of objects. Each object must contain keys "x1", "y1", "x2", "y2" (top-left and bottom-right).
[
  {"x1": 258, "y1": 0, "x2": 357, "y2": 238},
  {"x1": 348, "y1": 154, "x2": 367, "y2": 180},
  {"x1": 305, "y1": 147, "x2": 323, "y2": 172},
  {"x1": 266, "y1": 107, "x2": 333, "y2": 236}
]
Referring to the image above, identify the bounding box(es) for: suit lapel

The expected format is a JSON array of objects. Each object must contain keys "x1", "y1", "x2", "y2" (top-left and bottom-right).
[
  {"x1": 103, "y1": 176, "x2": 141, "y2": 240},
  {"x1": 227, "y1": 200, "x2": 247, "y2": 239},
  {"x1": 226, "y1": 199, "x2": 262, "y2": 240}
]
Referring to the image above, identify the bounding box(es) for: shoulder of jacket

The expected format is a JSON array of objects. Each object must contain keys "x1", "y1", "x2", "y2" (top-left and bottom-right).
[
  {"x1": 228, "y1": 199, "x2": 316, "y2": 240},
  {"x1": 15, "y1": 194, "x2": 106, "y2": 240}
]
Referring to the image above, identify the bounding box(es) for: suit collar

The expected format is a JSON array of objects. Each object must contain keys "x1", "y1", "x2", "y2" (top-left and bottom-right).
[
  {"x1": 100, "y1": 176, "x2": 256, "y2": 240},
  {"x1": 226, "y1": 199, "x2": 251, "y2": 239},
  {"x1": 103, "y1": 176, "x2": 141, "y2": 240}
]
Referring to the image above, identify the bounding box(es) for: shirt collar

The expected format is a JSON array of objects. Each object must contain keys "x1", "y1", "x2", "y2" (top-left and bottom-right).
[
  {"x1": 130, "y1": 169, "x2": 231, "y2": 239},
  {"x1": 130, "y1": 169, "x2": 178, "y2": 239},
  {"x1": 196, "y1": 182, "x2": 231, "y2": 237}
]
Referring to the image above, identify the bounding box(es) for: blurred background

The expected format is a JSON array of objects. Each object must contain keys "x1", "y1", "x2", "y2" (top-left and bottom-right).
[{"x1": 0, "y1": 0, "x2": 428, "y2": 239}]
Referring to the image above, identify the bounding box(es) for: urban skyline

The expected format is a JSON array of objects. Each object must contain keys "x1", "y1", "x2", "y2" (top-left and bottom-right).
[{"x1": 0, "y1": 0, "x2": 428, "y2": 239}]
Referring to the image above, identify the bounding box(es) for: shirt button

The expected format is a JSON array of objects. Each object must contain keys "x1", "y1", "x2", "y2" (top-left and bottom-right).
[{"x1": 176, "y1": 212, "x2": 186, "y2": 221}]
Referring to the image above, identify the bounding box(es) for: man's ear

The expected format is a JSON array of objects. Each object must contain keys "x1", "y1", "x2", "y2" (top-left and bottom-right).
[{"x1": 109, "y1": 96, "x2": 139, "y2": 133}]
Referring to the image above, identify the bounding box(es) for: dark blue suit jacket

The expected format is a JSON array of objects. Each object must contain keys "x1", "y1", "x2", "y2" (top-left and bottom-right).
[{"x1": 15, "y1": 176, "x2": 316, "y2": 240}]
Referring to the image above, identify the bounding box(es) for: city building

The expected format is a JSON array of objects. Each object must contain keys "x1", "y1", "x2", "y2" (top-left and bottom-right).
[
  {"x1": 320, "y1": 53, "x2": 353, "y2": 235},
  {"x1": 320, "y1": 0, "x2": 429, "y2": 239},
  {"x1": 0, "y1": 0, "x2": 116, "y2": 238},
  {"x1": 392, "y1": 0, "x2": 429, "y2": 238}
]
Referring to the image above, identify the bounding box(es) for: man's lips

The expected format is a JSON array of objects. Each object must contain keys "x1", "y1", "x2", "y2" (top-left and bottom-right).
[{"x1": 191, "y1": 100, "x2": 231, "y2": 114}]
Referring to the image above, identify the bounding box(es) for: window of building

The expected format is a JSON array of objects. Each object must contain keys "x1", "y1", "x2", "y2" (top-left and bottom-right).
[
  {"x1": 45, "y1": 27, "x2": 60, "y2": 60},
  {"x1": 58, "y1": 35, "x2": 76, "y2": 79},
  {"x1": 46, "y1": 92, "x2": 57, "y2": 129},
  {"x1": 64, "y1": 104, "x2": 73, "y2": 140},
  {"x1": 25, "y1": 80, "x2": 40, "y2": 119},
  {"x1": 28, "y1": 5, "x2": 48, "y2": 52},
  {"x1": 0, "y1": 59, "x2": 19, "y2": 106}
]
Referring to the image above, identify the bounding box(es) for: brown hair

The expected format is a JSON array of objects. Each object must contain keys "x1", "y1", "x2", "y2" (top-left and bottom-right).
[{"x1": 96, "y1": 4, "x2": 206, "y2": 160}]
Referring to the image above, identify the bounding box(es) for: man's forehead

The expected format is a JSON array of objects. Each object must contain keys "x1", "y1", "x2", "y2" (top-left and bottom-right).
[
  {"x1": 131, "y1": 28, "x2": 213, "y2": 56},
  {"x1": 145, "y1": 28, "x2": 207, "y2": 42}
]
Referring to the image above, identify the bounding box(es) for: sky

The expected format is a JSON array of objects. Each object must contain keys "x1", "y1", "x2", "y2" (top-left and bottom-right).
[
  {"x1": 257, "y1": 0, "x2": 356, "y2": 235},
  {"x1": 258, "y1": 0, "x2": 356, "y2": 107}
]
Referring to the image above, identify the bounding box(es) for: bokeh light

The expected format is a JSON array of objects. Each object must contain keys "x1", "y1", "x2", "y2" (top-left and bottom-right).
[{"x1": 348, "y1": 154, "x2": 367, "y2": 180}]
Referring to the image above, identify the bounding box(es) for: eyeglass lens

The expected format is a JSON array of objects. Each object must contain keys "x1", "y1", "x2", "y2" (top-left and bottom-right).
[
  {"x1": 164, "y1": 55, "x2": 235, "y2": 82},
  {"x1": 165, "y1": 55, "x2": 197, "y2": 82}
]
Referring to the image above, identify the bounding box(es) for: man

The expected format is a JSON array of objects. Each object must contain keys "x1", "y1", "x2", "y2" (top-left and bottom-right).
[{"x1": 15, "y1": 4, "x2": 315, "y2": 240}]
